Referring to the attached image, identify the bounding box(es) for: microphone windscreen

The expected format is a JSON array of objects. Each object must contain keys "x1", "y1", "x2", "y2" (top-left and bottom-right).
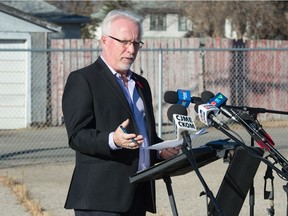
[
  {"x1": 167, "y1": 104, "x2": 187, "y2": 122},
  {"x1": 201, "y1": 91, "x2": 214, "y2": 103},
  {"x1": 164, "y1": 91, "x2": 178, "y2": 104},
  {"x1": 194, "y1": 102, "x2": 203, "y2": 113}
]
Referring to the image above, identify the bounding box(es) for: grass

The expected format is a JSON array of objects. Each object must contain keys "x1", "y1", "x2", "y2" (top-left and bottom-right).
[{"x1": 0, "y1": 174, "x2": 51, "y2": 216}]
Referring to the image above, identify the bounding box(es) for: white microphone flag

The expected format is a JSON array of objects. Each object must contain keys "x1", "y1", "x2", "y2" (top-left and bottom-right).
[
  {"x1": 198, "y1": 104, "x2": 220, "y2": 126},
  {"x1": 173, "y1": 114, "x2": 197, "y2": 140}
]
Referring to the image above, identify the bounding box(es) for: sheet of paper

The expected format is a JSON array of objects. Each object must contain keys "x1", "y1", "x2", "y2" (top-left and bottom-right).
[
  {"x1": 190, "y1": 127, "x2": 208, "y2": 138},
  {"x1": 146, "y1": 127, "x2": 208, "y2": 150},
  {"x1": 146, "y1": 139, "x2": 183, "y2": 150}
]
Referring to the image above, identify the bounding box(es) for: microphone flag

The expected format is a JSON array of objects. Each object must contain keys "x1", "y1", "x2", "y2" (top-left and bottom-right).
[
  {"x1": 173, "y1": 114, "x2": 197, "y2": 140},
  {"x1": 177, "y1": 89, "x2": 191, "y2": 108},
  {"x1": 198, "y1": 104, "x2": 220, "y2": 126},
  {"x1": 208, "y1": 92, "x2": 228, "y2": 107}
]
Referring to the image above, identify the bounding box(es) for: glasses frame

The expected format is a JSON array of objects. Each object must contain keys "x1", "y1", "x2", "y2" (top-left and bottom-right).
[{"x1": 108, "y1": 35, "x2": 144, "y2": 49}]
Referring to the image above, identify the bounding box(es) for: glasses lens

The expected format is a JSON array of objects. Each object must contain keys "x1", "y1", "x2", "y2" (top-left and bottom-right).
[{"x1": 123, "y1": 41, "x2": 142, "y2": 49}]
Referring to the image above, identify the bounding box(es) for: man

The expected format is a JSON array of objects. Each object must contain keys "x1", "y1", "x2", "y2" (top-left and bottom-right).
[{"x1": 62, "y1": 9, "x2": 180, "y2": 216}]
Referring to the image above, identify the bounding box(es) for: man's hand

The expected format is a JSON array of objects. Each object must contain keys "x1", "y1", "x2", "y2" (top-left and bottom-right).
[
  {"x1": 113, "y1": 119, "x2": 143, "y2": 149},
  {"x1": 159, "y1": 146, "x2": 181, "y2": 159}
]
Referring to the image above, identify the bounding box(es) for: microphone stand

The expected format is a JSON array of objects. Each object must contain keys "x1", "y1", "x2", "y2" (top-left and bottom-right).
[
  {"x1": 225, "y1": 105, "x2": 288, "y2": 116},
  {"x1": 249, "y1": 110, "x2": 257, "y2": 216},
  {"x1": 247, "y1": 109, "x2": 262, "y2": 216},
  {"x1": 224, "y1": 105, "x2": 288, "y2": 216},
  {"x1": 227, "y1": 106, "x2": 288, "y2": 170},
  {"x1": 210, "y1": 119, "x2": 288, "y2": 179},
  {"x1": 180, "y1": 132, "x2": 224, "y2": 216},
  {"x1": 210, "y1": 118, "x2": 288, "y2": 215},
  {"x1": 247, "y1": 108, "x2": 276, "y2": 216}
]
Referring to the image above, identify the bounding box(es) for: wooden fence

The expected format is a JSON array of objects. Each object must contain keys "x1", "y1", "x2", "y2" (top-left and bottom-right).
[{"x1": 50, "y1": 38, "x2": 288, "y2": 126}]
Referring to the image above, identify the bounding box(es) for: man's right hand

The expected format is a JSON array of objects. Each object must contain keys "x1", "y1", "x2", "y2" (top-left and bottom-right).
[{"x1": 113, "y1": 119, "x2": 143, "y2": 149}]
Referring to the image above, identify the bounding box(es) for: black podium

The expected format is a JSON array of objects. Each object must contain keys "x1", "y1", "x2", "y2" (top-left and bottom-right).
[
  {"x1": 130, "y1": 145, "x2": 223, "y2": 182},
  {"x1": 130, "y1": 141, "x2": 263, "y2": 216},
  {"x1": 208, "y1": 146, "x2": 263, "y2": 216}
]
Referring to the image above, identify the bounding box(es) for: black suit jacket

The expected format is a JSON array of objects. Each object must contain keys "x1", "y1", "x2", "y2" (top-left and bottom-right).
[{"x1": 62, "y1": 57, "x2": 162, "y2": 213}]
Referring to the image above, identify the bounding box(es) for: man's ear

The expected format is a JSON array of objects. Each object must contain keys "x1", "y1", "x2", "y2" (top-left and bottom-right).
[{"x1": 101, "y1": 35, "x2": 108, "y2": 46}]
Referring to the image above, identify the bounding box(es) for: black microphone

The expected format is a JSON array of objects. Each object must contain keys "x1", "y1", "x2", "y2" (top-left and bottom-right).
[
  {"x1": 167, "y1": 104, "x2": 187, "y2": 122},
  {"x1": 164, "y1": 90, "x2": 202, "y2": 108},
  {"x1": 201, "y1": 91, "x2": 215, "y2": 103},
  {"x1": 167, "y1": 104, "x2": 192, "y2": 145},
  {"x1": 232, "y1": 111, "x2": 275, "y2": 151},
  {"x1": 201, "y1": 91, "x2": 275, "y2": 151}
]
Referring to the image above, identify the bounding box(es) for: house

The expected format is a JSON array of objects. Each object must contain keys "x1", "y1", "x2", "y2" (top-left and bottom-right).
[
  {"x1": 0, "y1": 3, "x2": 60, "y2": 129},
  {"x1": 93, "y1": 1, "x2": 193, "y2": 39},
  {"x1": 136, "y1": 2, "x2": 193, "y2": 38},
  {"x1": 3, "y1": 0, "x2": 193, "y2": 39},
  {"x1": 1, "y1": 0, "x2": 91, "y2": 39}
]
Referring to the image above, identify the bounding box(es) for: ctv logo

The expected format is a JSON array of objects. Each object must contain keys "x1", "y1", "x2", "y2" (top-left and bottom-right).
[
  {"x1": 208, "y1": 93, "x2": 227, "y2": 107},
  {"x1": 210, "y1": 97, "x2": 221, "y2": 106}
]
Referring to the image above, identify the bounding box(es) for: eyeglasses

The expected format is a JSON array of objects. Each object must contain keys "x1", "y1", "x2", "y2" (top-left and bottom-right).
[{"x1": 108, "y1": 35, "x2": 144, "y2": 49}]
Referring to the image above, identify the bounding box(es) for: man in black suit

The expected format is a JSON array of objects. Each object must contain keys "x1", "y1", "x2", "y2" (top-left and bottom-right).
[{"x1": 62, "y1": 9, "x2": 180, "y2": 216}]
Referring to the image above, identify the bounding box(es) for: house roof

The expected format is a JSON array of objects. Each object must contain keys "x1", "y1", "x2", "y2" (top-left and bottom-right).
[
  {"x1": 0, "y1": 2, "x2": 61, "y2": 32},
  {"x1": 1, "y1": 0, "x2": 91, "y2": 28},
  {"x1": 1, "y1": 0, "x2": 63, "y2": 15},
  {"x1": 41, "y1": 14, "x2": 91, "y2": 24}
]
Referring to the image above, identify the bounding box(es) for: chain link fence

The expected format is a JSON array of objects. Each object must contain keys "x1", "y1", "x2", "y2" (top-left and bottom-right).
[{"x1": 1, "y1": 39, "x2": 288, "y2": 168}]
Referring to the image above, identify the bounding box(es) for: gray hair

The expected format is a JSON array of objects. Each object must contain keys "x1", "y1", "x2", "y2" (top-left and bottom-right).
[{"x1": 101, "y1": 9, "x2": 143, "y2": 38}]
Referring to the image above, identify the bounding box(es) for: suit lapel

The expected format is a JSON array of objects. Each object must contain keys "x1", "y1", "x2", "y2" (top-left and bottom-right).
[
  {"x1": 93, "y1": 58, "x2": 134, "y2": 118},
  {"x1": 94, "y1": 58, "x2": 153, "y2": 140}
]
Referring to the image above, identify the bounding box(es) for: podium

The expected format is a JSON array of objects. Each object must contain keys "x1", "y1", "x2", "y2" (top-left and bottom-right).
[
  {"x1": 130, "y1": 140, "x2": 236, "y2": 215},
  {"x1": 130, "y1": 141, "x2": 263, "y2": 216},
  {"x1": 130, "y1": 144, "x2": 229, "y2": 183}
]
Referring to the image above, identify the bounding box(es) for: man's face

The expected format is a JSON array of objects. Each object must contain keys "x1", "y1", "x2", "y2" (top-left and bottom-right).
[{"x1": 101, "y1": 18, "x2": 142, "y2": 74}]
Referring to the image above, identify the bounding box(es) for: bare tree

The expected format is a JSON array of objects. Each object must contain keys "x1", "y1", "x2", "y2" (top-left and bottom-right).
[
  {"x1": 181, "y1": 1, "x2": 288, "y2": 40},
  {"x1": 226, "y1": 1, "x2": 287, "y2": 40},
  {"x1": 101, "y1": 0, "x2": 135, "y2": 15}
]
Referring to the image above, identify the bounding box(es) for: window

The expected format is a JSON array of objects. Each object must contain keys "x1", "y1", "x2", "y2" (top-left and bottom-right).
[
  {"x1": 178, "y1": 15, "x2": 187, "y2": 31},
  {"x1": 150, "y1": 14, "x2": 166, "y2": 31}
]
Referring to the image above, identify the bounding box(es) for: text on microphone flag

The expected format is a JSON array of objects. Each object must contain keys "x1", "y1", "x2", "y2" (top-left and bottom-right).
[
  {"x1": 173, "y1": 114, "x2": 197, "y2": 134},
  {"x1": 177, "y1": 89, "x2": 191, "y2": 108}
]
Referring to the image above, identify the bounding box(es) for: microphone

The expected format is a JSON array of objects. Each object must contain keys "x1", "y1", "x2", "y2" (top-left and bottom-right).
[
  {"x1": 232, "y1": 111, "x2": 275, "y2": 151},
  {"x1": 194, "y1": 103, "x2": 229, "y2": 130},
  {"x1": 201, "y1": 91, "x2": 215, "y2": 103},
  {"x1": 201, "y1": 91, "x2": 275, "y2": 151},
  {"x1": 167, "y1": 104, "x2": 197, "y2": 141},
  {"x1": 164, "y1": 89, "x2": 202, "y2": 108},
  {"x1": 201, "y1": 91, "x2": 238, "y2": 122}
]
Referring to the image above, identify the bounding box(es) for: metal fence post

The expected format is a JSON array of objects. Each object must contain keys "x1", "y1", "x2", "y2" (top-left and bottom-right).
[{"x1": 158, "y1": 48, "x2": 163, "y2": 138}]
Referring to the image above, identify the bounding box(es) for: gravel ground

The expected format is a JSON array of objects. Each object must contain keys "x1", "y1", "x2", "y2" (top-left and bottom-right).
[{"x1": 1, "y1": 149, "x2": 288, "y2": 216}]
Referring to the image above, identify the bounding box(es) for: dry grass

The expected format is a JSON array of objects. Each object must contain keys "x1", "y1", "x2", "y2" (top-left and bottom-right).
[{"x1": 0, "y1": 175, "x2": 51, "y2": 216}]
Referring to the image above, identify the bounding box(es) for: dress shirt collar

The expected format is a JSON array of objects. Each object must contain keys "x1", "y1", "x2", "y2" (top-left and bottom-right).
[{"x1": 100, "y1": 55, "x2": 132, "y2": 80}]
